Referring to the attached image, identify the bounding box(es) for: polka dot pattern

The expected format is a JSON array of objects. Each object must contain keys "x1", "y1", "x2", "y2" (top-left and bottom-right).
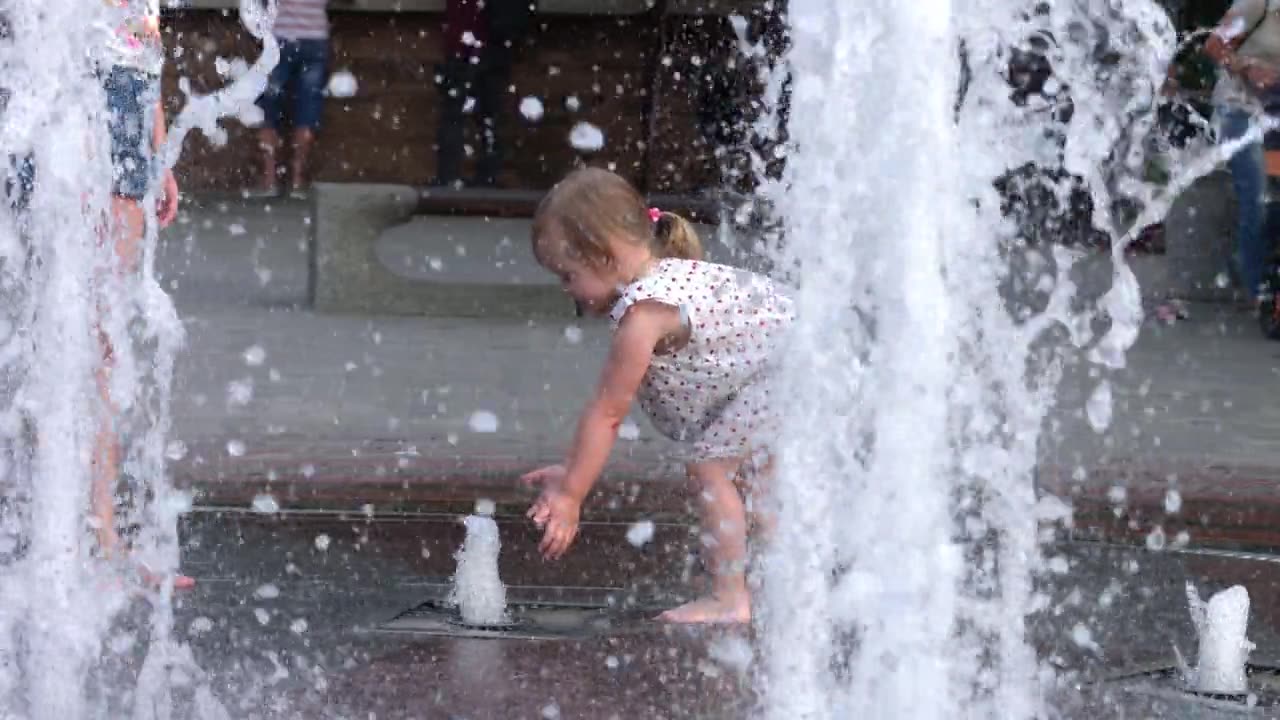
[{"x1": 609, "y1": 258, "x2": 795, "y2": 460}]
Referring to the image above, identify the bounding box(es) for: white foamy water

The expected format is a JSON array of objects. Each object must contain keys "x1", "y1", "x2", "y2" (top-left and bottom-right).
[
  {"x1": 450, "y1": 514, "x2": 508, "y2": 626},
  {"x1": 762, "y1": 0, "x2": 1187, "y2": 716},
  {"x1": 0, "y1": 1, "x2": 279, "y2": 716},
  {"x1": 1184, "y1": 584, "x2": 1253, "y2": 695}
]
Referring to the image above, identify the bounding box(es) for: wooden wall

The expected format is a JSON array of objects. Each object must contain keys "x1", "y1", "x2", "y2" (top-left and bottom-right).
[{"x1": 162, "y1": 9, "x2": 744, "y2": 194}]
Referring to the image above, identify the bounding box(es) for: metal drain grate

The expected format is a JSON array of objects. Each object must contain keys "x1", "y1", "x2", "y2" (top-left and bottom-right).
[
  {"x1": 376, "y1": 597, "x2": 665, "y2": 640},
  {"x1": 1107, "y1": 663, "x2": 1280, "y2": 713}
]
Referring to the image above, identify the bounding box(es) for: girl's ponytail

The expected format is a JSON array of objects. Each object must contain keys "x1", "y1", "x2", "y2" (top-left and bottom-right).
[{"x1": 652, "y1": 210, "x2": 704, "y2": 261}]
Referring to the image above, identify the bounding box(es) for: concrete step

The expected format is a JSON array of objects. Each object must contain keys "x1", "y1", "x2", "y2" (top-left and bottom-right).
[{"x1": 309, "y1": 183, "x2": 768, "y2": 317}]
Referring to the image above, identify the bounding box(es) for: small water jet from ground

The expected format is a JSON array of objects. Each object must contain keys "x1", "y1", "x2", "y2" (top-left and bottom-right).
[
  {"x1": 1180, "y1": 584, "x2": 1254, "y2": 697},
  {"x1": 450, "y1": 500, "x2": 509, "y2": 628}
]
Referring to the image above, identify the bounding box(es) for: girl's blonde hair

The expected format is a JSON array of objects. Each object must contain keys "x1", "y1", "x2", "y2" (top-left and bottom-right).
[{"x1": 531, "y1": 167, "x2": 703, "y2": 268}]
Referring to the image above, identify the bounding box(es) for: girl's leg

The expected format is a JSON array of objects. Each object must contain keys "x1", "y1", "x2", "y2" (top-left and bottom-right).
[
  {"x1": 90, "y1": 195, "x2": 143, "y2": 557},
  {"x1": 659, "y1": 456, "x2": 751, "y2": 624},
  {"x1": 739, "y1": 449, "x2": 775, "y2": 540},
  {"x1": 91, "y1": 195, "x2": 194, "y2": 589}
]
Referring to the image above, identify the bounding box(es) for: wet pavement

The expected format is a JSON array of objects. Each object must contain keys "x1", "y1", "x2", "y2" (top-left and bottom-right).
[
  {"x1": 77, "y1": 511, "x2": 1280, "y2": 718},
  {"x1": 133, "y1": 197, "x2": 1280, "y2": 716}
]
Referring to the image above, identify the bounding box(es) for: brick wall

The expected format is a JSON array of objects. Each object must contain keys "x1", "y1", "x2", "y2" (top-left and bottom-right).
[{"x1": 163, "y1": 9, "x2": 742, "y2": 194}]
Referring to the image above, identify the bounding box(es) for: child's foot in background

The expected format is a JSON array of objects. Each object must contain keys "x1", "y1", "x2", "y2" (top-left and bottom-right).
[
  {"x1": 1153, "y1": 299, "x2": 1190, "y2": 325},
  {"x1": 657, "y1": 592, "x2": 750, "y2": 624}
]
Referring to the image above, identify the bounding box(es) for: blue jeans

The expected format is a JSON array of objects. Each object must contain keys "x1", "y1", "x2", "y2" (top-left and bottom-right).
[
  {"x1": 1218, "y1": 105, "x2": 1268, "y2": 299},
  {"x1": 258, "y1": 38, "x2": 330, "y2": 130},
  {"x1": 102, "y1": 67, "x2": 159, "y2": 201}
]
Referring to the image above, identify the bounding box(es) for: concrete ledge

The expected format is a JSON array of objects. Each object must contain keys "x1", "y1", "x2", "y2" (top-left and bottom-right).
[
  {"x1": 310, "y1": 182, "x2": 575, "y2": 317},
  {"x1": 176, "y1": 0, "x2": 766, "y2": 15},
  {"x1": 311, "y1": 182, "x2": 755, "y2": 317},
  {"x1": 413, "y1": 186, "x2": 726, "y2": 223}
]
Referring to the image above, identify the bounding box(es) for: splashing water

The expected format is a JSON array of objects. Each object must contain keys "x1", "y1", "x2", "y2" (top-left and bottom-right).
[
  {"x1": 757, "y1": 0, "x2": 1198, "y2": 716},
  {"x1": 451, "y1": 514, "x2": 508, "y2": 626},
  {"x1": 0, "y1": 1, "x2": 277, "y2": 716}
]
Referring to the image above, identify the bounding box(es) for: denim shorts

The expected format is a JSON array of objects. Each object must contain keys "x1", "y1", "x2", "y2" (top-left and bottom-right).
[
  {"x1": 4, "y1": 154, "x2": 33, "y2": 213},
  {"x1": 102, "y1": 66, "x2": 159, "y2": 201},
  {"x1": 258, "y1": 38, "x2": 330, "y2": 130}
]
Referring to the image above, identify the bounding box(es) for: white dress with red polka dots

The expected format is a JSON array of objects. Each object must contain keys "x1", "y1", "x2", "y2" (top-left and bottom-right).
[{"x1": 609, "y1": 258, "x2": 795, "y2": 461}]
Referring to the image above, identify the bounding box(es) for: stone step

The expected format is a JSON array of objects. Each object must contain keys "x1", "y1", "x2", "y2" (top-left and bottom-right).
[{"x1": 310, "y1": 182, "x2": 767, "y2": 317}]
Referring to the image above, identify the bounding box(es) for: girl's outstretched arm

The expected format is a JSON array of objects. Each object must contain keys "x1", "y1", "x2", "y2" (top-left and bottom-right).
[{"x1": 530, "y1": 301, "x2": 683, "y2": 559}]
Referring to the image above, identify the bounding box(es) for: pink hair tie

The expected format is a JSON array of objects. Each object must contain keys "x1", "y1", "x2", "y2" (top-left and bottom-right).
[{"x1": 648, "y1": 207, "x2": 662, "y2": 223}]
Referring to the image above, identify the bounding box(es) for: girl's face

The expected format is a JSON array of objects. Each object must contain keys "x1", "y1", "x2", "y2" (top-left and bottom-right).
[{"x1": 536, "y1": 239, "x2": 620, "y2": 316}]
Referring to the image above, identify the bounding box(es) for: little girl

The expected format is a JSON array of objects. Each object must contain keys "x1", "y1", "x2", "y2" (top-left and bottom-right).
[{"x1": 523, "y1": 167, "x2": 793, "y2": 624}]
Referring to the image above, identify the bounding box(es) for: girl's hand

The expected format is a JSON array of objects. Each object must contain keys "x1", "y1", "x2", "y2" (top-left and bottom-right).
[
  {"x1": 522, "y1": 465, "x2": 580, "y2": 559},
  {"x1": 526, "y1": 488, "x2": 581, "y2": 560},
  {"x1": 157, "y1": 169, "x2": 179, "y2": 227},
  {"x1": 521, "y1": 464, "x2": 567, "y2": 488}
]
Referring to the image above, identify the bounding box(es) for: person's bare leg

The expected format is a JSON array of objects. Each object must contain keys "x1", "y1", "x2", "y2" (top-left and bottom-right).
[
  {"x1": 257, "y1": 127, "x2": 280, "y2": 192},
  {"x1": 288, "y1": 127, "x2": 315, "y2": 193},
  {"x1": 739, "y1": 450, "x2": 775, "y2": 540},
  {"x1": 90, "y1": 196, "x2": 143, "y2": 558},
  {"x1": 92, "y1": 196, "x2": 193, "y2": 589},
  {"x1": 659, "y1": 457, "x2": 751, "y2": 624},
  {"x1": 91, "y1": 357, "x2": 121, "y2": 556}
]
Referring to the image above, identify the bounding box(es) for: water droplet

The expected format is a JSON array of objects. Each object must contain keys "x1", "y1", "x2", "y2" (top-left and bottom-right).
[
  {"x1": 618, "y1": 420, "x2": 640, "y2": 441},
  {"x1": 468, "y1": 411, "x2": 499, "y2": 433},
  {"x1": 226, "y1": 378, "x2": 253, "y2": 407},
  {"x1": 254, "y1": 583, "x2": 280, "y2": 600},
  {"x1": 1070, "y1": 623, "x2": 1099, "y2": 652},
  {"x1": 563, "y1": 325, "x2": 583, "y2": 344},
  {"x1": 1145, "y1": 526, "x2": 1166, "y2": 551},
  {"x1": 251, "y1": 494, "x2": 279, "y2": 514},
  {"x1": 314, "y1": 534, "x2": 331, "y2": 552},
  {"x1": 569, "y1": 122, "x2": 605, "y2": 152},
  {"x1": 626, "y1": 520, "x2": 655, "y2": 547},
  {"x1": 520, "y1": 96, "x2": 544, "y2": 122},
  {"x1": 254, "y1": 608, "x2": 271, "y2": 626},
  {"x1": 227, "y1": 439, "x2": 246, "y2": 457},
  {"x1": 328, "y1": 70, "x2": 358, "y2": 98},
  {"x1": 243, "y1": 345, "x2": 266, "y2": 366}
]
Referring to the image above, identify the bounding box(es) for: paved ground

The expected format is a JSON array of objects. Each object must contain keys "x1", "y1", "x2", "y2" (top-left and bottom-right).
[
  {"x1": 81, "y1": 512, "x2": 1280, "y2": 718},
  {"x1": 160, "y1": 198, "x2": 1280, "y2": 527},
  {"x1": 17, "y1": 195, "x2": 1272, "y2": 719}
]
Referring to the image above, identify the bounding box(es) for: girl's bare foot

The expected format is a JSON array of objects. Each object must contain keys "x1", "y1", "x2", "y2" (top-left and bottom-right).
[
  {"x1": 99, "y1": 534, "x2": 195, "y2": 591},
  {"x1": 136, "y1": 562, "x2": 195, "y2": 591},
  {"x1": 657, "y1": 592, "x2": 750, "y2": 624}
]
